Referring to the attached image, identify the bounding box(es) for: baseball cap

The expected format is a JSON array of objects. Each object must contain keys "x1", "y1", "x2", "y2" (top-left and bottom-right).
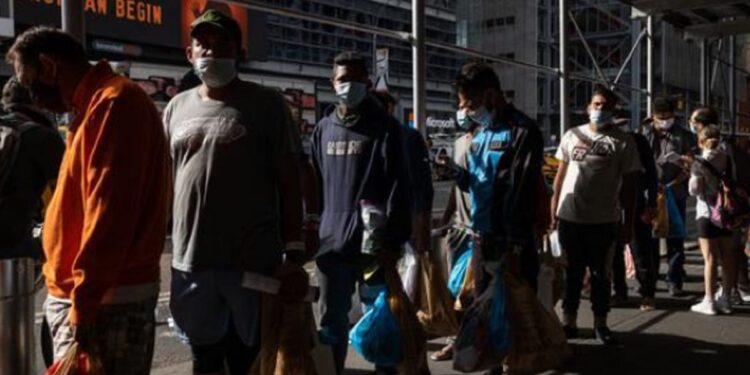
[{"x1": 190, "y1": 9, "x2": 242, "y2": 45}]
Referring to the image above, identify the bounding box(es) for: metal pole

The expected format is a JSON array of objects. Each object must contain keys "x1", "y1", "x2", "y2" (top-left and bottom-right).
[
  {"x1": 559, "y1": 0, "x2": 569, "y2": 136},
  {"x1": 413, "y1": 0, "x2": 426, "y2": 136},
  {"x1": 710, "y1": 39, "x2": 723, "y2": 92},
  {"x1": 568, "y1": 11, "x2": 609, "y2": 85},
  {"x1": 614, "y1": 28, "x2": 648, "y2": 85},
  {"x1": 646, "y1": 15, "x2": 654, "y2": 118},
  {"x1": 631, "y1": 18, "x2": 643, "y2": 130},
  {"x1": 61, "y1": 0, "x2": 85, "y2": 44},
  {"x1": 729, "y1": 35, "x2": 736, "y2": 135},
  {"x1": 701, "y1": 39, "x2": 709, "y2": 105}
]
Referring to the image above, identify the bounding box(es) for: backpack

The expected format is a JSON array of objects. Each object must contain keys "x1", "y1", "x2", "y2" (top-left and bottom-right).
[
  {"x1": 695, "y1": 157, "x2": 750, "y2": 230},
  {"x1": 0, "y1": 116, "x2": 35, "y2": 195}
]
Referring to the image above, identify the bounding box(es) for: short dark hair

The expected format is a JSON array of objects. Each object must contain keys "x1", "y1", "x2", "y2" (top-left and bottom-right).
[
  {"x1": 7, "y1": 27, "x2": 87, "y2": 67},
  {"x1": 591, "y1": 84, "x2": 619, "y2": 107},
  {"x1": 455, "y1": 61, "x2": 502, "y2": 96},
  {"x1": 653, "y1": 97, "x2": 675, "y2": 114},
  {"x1": 2, "y1": 76, "x2": 32, "y2": 111},
  {"x1": 692, "y1": 107, "x2": 718, "y2": 126},
  {"x1": 333, "y1": 51, "x2": 368, "y2": 75}
]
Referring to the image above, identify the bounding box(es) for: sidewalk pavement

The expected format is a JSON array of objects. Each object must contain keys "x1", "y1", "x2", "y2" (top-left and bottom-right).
[{"x1": 152, "y1": 242, "x2": 750, "y2": 375}]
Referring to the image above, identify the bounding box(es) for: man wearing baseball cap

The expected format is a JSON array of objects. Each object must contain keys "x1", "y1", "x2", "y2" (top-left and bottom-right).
[{"x1": 164, "y1": 10, "x2": 309, "y2": 375}]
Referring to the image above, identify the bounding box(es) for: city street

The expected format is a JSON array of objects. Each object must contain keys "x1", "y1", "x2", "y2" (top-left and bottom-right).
[{"x1": 28, "y1": 181, "x2": 750, "y2": 374}]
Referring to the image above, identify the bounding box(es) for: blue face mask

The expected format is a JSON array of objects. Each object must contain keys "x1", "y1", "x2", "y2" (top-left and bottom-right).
[
  {"x1": 469, "y1": 106, "x2": 494, "y2": 128},
  {"x1": 334, "y1": 82, "x2": 368, "y2": 108},
  {"x1": 456, "y1": 109, "x2": 472, "y2": 130},
  {"x1": 589, "y1": 110, "x2": 613, "y2": 129}
]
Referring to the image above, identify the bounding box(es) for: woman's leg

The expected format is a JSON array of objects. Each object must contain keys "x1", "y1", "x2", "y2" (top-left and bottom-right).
[
  {"x1": 699, "y1": 238, "x2": 717, "y2": 299},
  {"x1": 718, "y1": 236, "x2": 738, "y2": 294}
]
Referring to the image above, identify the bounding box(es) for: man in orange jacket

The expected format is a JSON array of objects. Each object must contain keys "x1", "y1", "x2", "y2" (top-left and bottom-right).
[{"x1": 8, "y1": 27, "x2": 171, "y2": 374}]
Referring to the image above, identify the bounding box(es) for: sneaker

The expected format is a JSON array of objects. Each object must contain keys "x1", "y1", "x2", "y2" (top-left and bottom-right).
[
  {"x1": 563, "y1": 325, "x2": 579, "y2": 339},
  {"x1": 640, "y1": 297, "x2": 656, "y2": 311},
  {"x1": 594, "y1": 326, "x2": 619, "y2": 346},
  {"x1": 669, "y1": 285, "x2": 685, "y2": 297},
  {"x1": 739, "y1": 287, "x2": 750, "y2": 303},
  {"x1": 715, "y1": 296, "x2": 733, "y2": 315},
  {"x1": 690, "y1": 298, "x2": 717, "y2": 316},
  {"x1": 717, "y1": 287, "x2": 743, "y2": 306}
]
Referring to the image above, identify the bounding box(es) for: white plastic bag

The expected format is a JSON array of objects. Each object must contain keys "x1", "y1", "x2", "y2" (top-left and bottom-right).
[
  {"x1": 398, "y1": 244, "x2": 420, "y2": 303},
  {"x1": 548, "y1": 231, "x2": 562, "y2": 259}
]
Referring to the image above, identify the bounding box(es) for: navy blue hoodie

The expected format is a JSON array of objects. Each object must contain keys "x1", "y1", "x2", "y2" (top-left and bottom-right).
[{"x1": 312, "y1": 97, "x2": 412, "y2": 257}]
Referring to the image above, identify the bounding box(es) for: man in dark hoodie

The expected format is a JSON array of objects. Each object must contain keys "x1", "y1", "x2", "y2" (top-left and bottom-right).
[{"x1": 311, "y1": 52, "x2": 412, "y2": 375}]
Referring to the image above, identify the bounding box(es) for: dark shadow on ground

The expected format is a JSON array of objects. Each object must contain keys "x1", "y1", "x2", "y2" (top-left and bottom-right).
[{"x1": 553, "y1": 332, "x2": 750, "y2": 375}]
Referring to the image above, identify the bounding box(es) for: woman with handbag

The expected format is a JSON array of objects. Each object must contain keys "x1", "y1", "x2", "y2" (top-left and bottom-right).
[{"x1": 689, "y1": 127, "x2": 738, "y2": 315}]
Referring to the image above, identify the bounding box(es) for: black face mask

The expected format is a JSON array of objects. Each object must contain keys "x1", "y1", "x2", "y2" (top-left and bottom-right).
[{"x1": 28, "y1": 80, "x2": 67, "y2": 114}]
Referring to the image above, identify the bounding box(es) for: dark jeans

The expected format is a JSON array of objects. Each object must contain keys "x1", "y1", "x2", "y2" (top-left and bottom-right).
[
  {"x1": 559, "y1": 220, "x2": 617, "y2": 319},
  {"x1": 613, "y1": 219, "x2": 659, "y2": 298},
  {"x1": 191, "y1": 319, "x2": 259, "y2": 375},
  {"x1": 666, "y1": 198, "x2": 687, "y2": 288},
  {"x1": 471, "y1": 235, "x2": 539, "y2": 298},
  {"x1": 316, "y1": 253, "x2": 390, "y2": 375}
]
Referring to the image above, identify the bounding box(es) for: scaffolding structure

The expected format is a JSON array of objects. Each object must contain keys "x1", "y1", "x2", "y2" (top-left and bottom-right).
[{"x1": 60, "y1": 0, "x2": 750, "y2": 137}]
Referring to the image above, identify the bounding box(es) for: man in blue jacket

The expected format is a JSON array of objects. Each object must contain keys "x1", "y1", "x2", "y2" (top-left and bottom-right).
[
  {"x1": 440, "y1": 61, "x2": 544, "y2": 293},
  {"x1": 311, "y1": 52, "x2": 412, "y2": 375}
]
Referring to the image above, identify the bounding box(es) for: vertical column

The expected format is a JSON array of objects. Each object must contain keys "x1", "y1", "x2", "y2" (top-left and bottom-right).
[
  {"x1": 700, "y1": 39, "x2": 710, "y2": 106},
  {"x1": 632, "y1": 18, "x2": 642, "y2": 129},
  {"x1": 729, "y1": 35, "x2": 737, "y2": 134},
  {"x1": 646, "y1": 15, "x2": 654, "y2": 118},
  {"x1": 559, "y1": 0, "x2": 569, "y2": 136},
  {"x1": 412, "y1": 0, "x2": 426, "y2": 136},
  {"x1": 62, "y1": 0, "x2": 85, "y2": 46}
]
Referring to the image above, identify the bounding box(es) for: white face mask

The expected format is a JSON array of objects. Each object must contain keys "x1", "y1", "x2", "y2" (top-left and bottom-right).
[
  {"x1": 655, "y1": 118, "x2": 675, "y2": 130},
  {"x1": 193, "y1": 57, "x2": 237, "y2": 88},
  {"x1": 334, "y1": 81, "x2": 368, "y2": 108}
]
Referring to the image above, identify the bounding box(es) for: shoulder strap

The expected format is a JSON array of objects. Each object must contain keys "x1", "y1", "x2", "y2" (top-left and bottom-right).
[
  {"x1": 571, "y1": 127, "x2": 593, "y2": 147},
  {"x1": 695, "y1": 157, "x2": 731, "y2": 186}
]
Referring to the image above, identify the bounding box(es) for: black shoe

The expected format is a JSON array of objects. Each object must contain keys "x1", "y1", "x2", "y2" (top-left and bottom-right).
[
  {"x1": 594, "y1": 326, "x2": 619, "y2": 346},
  {"x1": 563, "y1": 325, "x2": 579, "y2": 339},
  {"x1": 610, "y1": 294, "x2": 628, "y2": 306}
]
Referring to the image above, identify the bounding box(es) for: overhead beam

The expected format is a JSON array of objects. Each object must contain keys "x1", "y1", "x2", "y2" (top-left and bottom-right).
[
  {"x1": 625, "y1": 0, "x2": 739, "y2": 14},
  {"x1": 685, "y1": 18, "x2": 750, "y2": 38},
  {"x1": 691, "y1": 8, "x2": 719, "y2": 23}
]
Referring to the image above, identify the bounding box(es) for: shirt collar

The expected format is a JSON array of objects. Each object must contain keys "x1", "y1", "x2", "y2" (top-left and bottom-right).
[
  {"x1": 72, "y1": 61, "x2": 115, "y2": 115},
  {"x1": 68, "y1": 61, "x2": 116, "y2": 133}
]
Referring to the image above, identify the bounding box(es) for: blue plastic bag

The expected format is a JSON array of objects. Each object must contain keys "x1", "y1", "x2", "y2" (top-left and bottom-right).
[
  {"x1": 349, "y1": 290, "x2": 403, "y2": 366},
  {"x1": 453, "y1": 265, "x2": 510, "y2": 372},
  {"x1": 448, "y1": 248, "x2": 473, "y2": 298},
  {"x1": 666, "y1": 186, "x2": 686, "y2": 239}
]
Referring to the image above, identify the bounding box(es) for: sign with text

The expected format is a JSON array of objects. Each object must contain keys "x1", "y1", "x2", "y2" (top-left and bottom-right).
[{"x1": 15, "y1": 0, "x2": 181, "y2": 47}]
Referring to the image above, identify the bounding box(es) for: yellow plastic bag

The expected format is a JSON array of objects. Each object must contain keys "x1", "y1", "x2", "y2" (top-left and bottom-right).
[
  {"x1": 45, "y1": 342, "x2": 104, "y2": 375},
  {"x1": 653, "y1": 190, "x2": 670, "y2": 238},
  {"x1": 454, "y1": 256, "x2": 475, "y2": 312},
  {"x1": 415, "y1": 254, "x2": 459, "y2": 338},
  {"x1": 504, "y1": 270, "x2": 571, "y2": 374},
  {"x1": 384, "y1": 264, "x2": 431, "y2": 375},
  {"x1": 249, "y1": 271, "x2": 320, "y2": 375}
]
